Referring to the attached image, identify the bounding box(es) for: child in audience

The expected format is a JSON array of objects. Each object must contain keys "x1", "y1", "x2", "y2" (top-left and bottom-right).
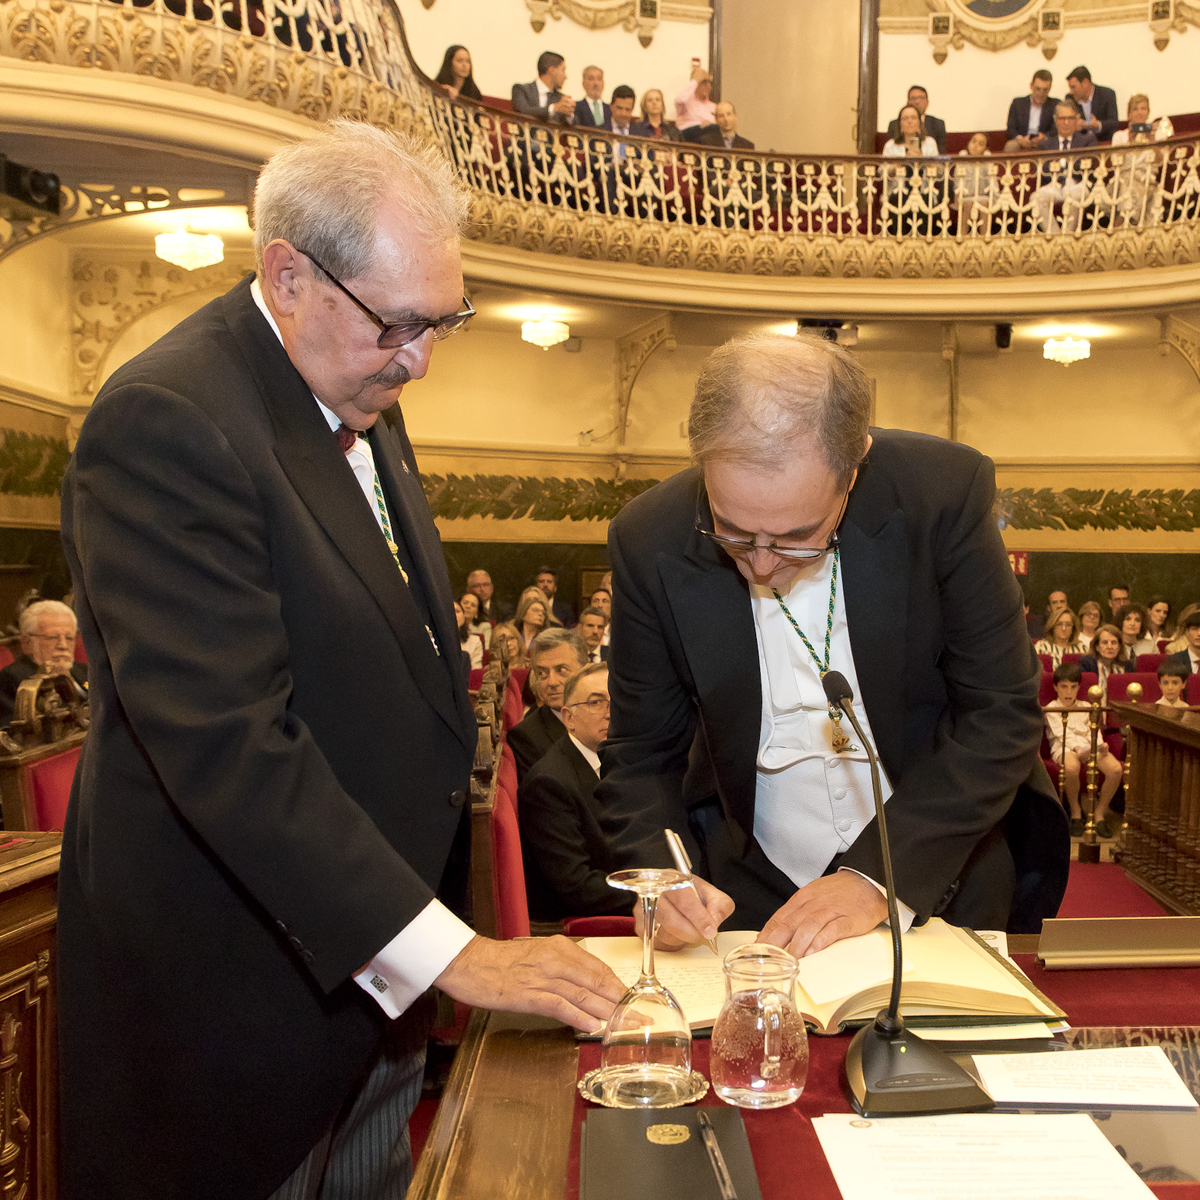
[
  {"x1": 1157, "y1": 662, "x2": 1189, "y2": 709},
  {"x1": 1044, "y1": 661, "x2": 1122, "y2": 838}
]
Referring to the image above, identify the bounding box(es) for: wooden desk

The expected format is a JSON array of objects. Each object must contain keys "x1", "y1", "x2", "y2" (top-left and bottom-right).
[
  {"x1": 0, "y1": 731, "x2": 86, "y2": 833},
  {"x1": 1116, "y1": 701, "x2": 1200, "y2": 914},
  {"x1": 409, "y1": 935, "x2": 1200, "y2": 1200}
]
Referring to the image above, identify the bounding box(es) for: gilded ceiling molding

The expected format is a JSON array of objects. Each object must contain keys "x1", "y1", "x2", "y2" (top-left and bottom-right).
[
  {"x1": 614, "y1": 312, "x2": 676, "y2": 455},
  {"x1": 525, "y1": 0, "x2": 663, "y2": 45},
  {"x1": 71, "y1": 252, "x2": 253, "y2": 405},
  {"x1": 1158, "y1": 313, "x2": 1200, "y2": 382}
]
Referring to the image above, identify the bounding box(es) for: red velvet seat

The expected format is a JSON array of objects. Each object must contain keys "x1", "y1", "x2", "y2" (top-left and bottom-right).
[
  {"x1": 1106, "y1": 673, "x2": 1161, "y2": 704},
  {"x1": 0, "y1": 645, "x2": 12, "y2": 670},
  {"x1": 1189, "y1": 674, "x2": 1200, "y2": 705},
  {"x1": 1136, "y1": 653, "x2": 1165, "y2": 674},
  {"x1": 74, "y1": 632, "x2": 87, "y2": 664},
  {"x1": 491, "y1": 745, "x2": 529, "y2": 940},
  {"x1": 468, "y1": 668, "x2": 484, "y2": 691},
  {"x1": 1037, "y1": 653, "x2": 1053, "y2": 673},
  {"x1": 501, "y1": 674, "x2": 523, "y2": 733},
  {"x1": 27, "y1": 744, "x2": 81, "y2": 831}
]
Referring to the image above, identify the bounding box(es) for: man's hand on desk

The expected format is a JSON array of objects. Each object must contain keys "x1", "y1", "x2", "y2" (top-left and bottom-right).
[
  {"x1": 758, "y1": 872, "x2": 888, "y2": 958},
  {"x1": 435, "y1": 935, "x2": 625, "y2": 1035},
  {"x1": 640, "y1": 875, "x2": 736, "y2": 951}
]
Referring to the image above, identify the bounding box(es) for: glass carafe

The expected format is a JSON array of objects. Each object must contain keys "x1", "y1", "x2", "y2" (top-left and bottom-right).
[{"x1": 710, "y1": 943, "x2": 808, "y2": 1109}]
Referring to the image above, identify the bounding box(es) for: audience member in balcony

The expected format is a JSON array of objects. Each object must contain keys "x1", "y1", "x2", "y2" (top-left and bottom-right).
[
  {"x1": 467, "y1": 567, "x2": 510, "y2": 622},
  {"x1": 1079, "y1": 623, "x2": 1139, "y2": 686},
  {"x1": 1077, "y1": 600, "x2": 1104, "y2": 651},
  {"x1": 1156, "y1": 661, "x2": 1190, "y2": 710},
  {"x1": 536, "y1": 566, "x2": 576, "y2": 627},
  {"x1": 1146, "y1": 595, "x2": 1172, "y2": 645},
  {"x1": 882, "y1": 105, "x2": 940, "y2": 232},
  {"x1": 577, "y1": 606, "x2": 609, "y2": 663},
  {"x1": 515, "y1": 586, "x2": 552, "y2": 653},
  {"x1": 434, "y1": 44, "x2": 481, "y2": 102},
  {"x1": 886, "y1": 85, "x2": 946, "y2": 155},
  {"x1": 455, "y1": 600, "x2": 484, "y2": 670},
  {"x1": 676, "y1": 64, "x2": 716, "y2": 134},
  {"x1": 1044, "y1": 661, "x2": 1121, "y2": 838},
  {"x1": 491, "y1": 621, "x2": 527, "y2": 668},
  {"x1": 1034, "y1": 608, "x2": 1085, "y2": 668},
  {"x1": 0, "y1": 599, "x2": 87, "y2": 724},
  {"x1": 1111, "y1": 93, "x2": 1175, "y2": 146},
  {"x1": 633, "y1": 88, "x2": 682, "y2": 141},
  {"x1": 518, "y1": 664, "x2": 631, "y2": 921},
  {"x1": 573, "y1": 65, "x2": 611, "y2": 129},
  {"x1": 954, "y1": 133, "x2": 994, "y2": 225},
  {"x1": 1032, "y1": 100, "x2": 1097, "y2": 233},
  {"x1": 882, "y1": 105, "x2": 938, "y2": 162},
  {"x1": 1116, "y1": 603, "x2": 1157, "y2": 659},
  {"x1": 609, "y1": 86, "x2": 637, "y2": 139},
  {"x1": 695, "y1": 101, "x2": 755, "y2": 151},
  {"x1": 508, "y1": 628, "x2": 589, "y2": 779},
  {"x1": 1005, "y1": 69, "x2": 1059, "y2": 152},
  {"x1": 1066, "y1": 65, "x2": 1120, "y2": 141},
  {"x1": 1162, "y1": 609, "x2": 1200, "y2": 675},
  {"x1": 1108, "y1": 584, "x2": 1131, "y2": 620},
  {"x1": 512, "y1": 50, "x2": 574, "y2": 123},
  {"x1": 459, "y1": 592, "x2": 491, "y2": 648}
]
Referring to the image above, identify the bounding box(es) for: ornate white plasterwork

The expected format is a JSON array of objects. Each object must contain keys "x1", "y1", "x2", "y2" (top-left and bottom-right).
[{"x1": 524, "y1": 0, "x2": 667, "y2": 45}]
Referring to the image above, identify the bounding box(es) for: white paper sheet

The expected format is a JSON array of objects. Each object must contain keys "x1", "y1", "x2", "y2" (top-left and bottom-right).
[
  {"x1": 972, "y1": 1045, "x2": 1199, "y2": 1110},
  {"x1": 813, "y1": 1112, "x2": 1155, "y2": 1200}
]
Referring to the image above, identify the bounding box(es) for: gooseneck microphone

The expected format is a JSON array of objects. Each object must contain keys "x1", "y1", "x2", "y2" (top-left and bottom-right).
[{"x1": 821, "y1": 670, "x2": 992, "y2": 1117}]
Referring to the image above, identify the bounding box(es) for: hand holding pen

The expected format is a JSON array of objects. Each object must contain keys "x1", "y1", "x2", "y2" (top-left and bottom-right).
[{"x1": 661, "y1": 829, "x2": 733, "y2": 956}]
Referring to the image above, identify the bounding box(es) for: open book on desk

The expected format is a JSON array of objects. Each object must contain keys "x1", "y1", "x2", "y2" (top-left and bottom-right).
[{"x1": 579, "y1": 918, "x2": 1065, "y2": 1036}]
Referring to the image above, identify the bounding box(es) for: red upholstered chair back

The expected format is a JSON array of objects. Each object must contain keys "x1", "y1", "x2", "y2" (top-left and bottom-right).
[
  {"x1": 1037, "y1": 653, "x2": 1053, "y2": 673},
  {"x1": 1106, "y1": 673, "x2": 1161, "y2": 704},
  {"x1": 1038, "y1": 672, "x2": 1055, "y2": 707},
  {"x1": 1137, "y1": 654, "x2": 1165, "y2": 674},
  {"x1": 491, "y1": 745, "x2": 529, "y2": 940},
  {"x1": 1189, "y1": 674, "x2": 1200, "y2": 706},
  {"x1": 468, "y1": 668, "x2": 484, "y2": 691},
  {"x1": 1061, "y1": 653, "x2": 1081, "y2": 664},
  {"x1": 0, "y1": 645, "x2": 13, "y2": 670},
  {"x1": 501, "y1": 674, "x2": 524, "y2": 732},
  {"x1": 27, "y1": 745, "x2": 81, "y2": 831},
  {"x1": 74, "y1": 632, "x2": 87, "y2": 664}
]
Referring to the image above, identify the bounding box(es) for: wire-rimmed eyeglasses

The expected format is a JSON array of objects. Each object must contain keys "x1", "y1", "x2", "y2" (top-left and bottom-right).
[
  {"x1": 297, "y1": 249, "x2": 474, "y2": 350},
  {"x1": 695, "y1": 484, "x2": 851, "y2": 562},
  {"x1": 565, "y1": 696, "x2": 611, "y2": 714}
]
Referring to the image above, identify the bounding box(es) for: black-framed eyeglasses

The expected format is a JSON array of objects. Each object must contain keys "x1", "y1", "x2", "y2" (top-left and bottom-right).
[
  {"x1": 694, "y1": 483, "x2": 852, "y2": 562},
  {"x1": 566, "y1": 696, "x2": 611, "y2": 713},
  {"x1": 297, "y1": 249, "x2": 475, "y2": 350}
]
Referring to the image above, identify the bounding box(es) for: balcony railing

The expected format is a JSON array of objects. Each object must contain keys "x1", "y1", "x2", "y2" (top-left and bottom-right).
[{"x1": 5, "y1": 0, "x2": 1200, "y2": 279}]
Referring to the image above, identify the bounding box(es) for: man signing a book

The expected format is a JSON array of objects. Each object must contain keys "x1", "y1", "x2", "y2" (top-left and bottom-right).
[{"x1": 596, "y1": 335, "x2": 1068, "y2": 956}]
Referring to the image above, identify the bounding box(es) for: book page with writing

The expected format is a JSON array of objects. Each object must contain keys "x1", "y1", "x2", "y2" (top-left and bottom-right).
[
  {"x1": 813, "y1": 1112, "x2": 1155, "y2": 1200},
  {"x1": 973, "y1": 1046, "x2": 1200, "y2": 1110}
]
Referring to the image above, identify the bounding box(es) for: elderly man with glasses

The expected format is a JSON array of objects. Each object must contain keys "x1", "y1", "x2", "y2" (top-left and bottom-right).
[
  {"x1": 57, "y1": 121, "x2": 622, "y2": 1200},
  {"x1": 596, "y1": 334, "x2": 1068, "y2": 962},
  {"x1": 0, "y1": 598, "x2": 87, "y2": 723}
]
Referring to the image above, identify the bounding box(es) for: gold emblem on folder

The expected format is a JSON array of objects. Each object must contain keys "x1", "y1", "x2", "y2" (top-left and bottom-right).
[{"x1": 646, "y1": 1124, "x2": 690, "y2": 1145}]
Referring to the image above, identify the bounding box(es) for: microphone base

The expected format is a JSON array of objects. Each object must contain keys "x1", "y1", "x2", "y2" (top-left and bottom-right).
[{"x1": 845, "y1": 1016, "x2": 994, "y2": 1118}]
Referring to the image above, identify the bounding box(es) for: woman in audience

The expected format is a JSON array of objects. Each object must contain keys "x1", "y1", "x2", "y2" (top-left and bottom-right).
[
  {"x1": 455, "y1": 600, "x2": 484, "y2": 670},
  {"x1": 434, "y1": 44, "x2": 481, "y2": 101},
  {"x1": 1079, "y1": 624, "x2": 1139, "y2": 687},
  {"x1": 1116, "y1": 603, "x2": 1157, "y2": 658},
  {"x1": 1034, "y1": 608, "x2": 1085, "y2": 668},
  {"x1": 635, "y1": 89, "x2": 681, "y2": 141},
  {"x1": 1166, "y1": 603, "x2": 1200, "y2": 654},
  {"x1": 1111, "y1": 93, "x2": 1174, "y2": 146},
  {"x1": 490, "y1": 621, "x2": 526, "y2": 668},
  {"x1": 882, "y1": 105, "x2": 940, "y2": 234},
  {"x1": 460, "y1": 592, "x2": 491, "y2": 648},
  {"x1": 954, "y1": 132, "x2": 993, "y2": 229},
  {"x1": 515, "y1": 587, "x2": 551, "y2": 651},
  {"x1": 1077, "y1": 600, "x2": 1104, "y2": 652},
  {"x1": 1146, "y1": 595, "x2": 1172, "y2": 645},
  {"x1": 1110, "y1": 94, "x2": 1172, "y2": 225}
]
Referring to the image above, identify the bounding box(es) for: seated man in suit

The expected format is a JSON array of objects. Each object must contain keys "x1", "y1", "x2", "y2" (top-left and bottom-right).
[
  {"x1": 536, "y1": 566, "x2": 575, "y2": 628},
  {"x1": 573, "y1": 65, "x2": 611, "y2": 130},
  {"x1": 1066, "y1": 65, "x2": 1120, "y2": 141},
  {"x1": 887, "y1": 85, "x2": 946, "y2": 156},
  {"x1": 466, "y1": 568, "x2": 511, "y2": 623},
  {"x1": 508, "y1": 628, "x2": 588, "y2": 779},
  {"x1": 597, "y1": 333, "x2": 1068, "y2": 959},
  {"x1": 0, "y1": 598, "x2": 87, "y2": 723},
  {"x1": 1163, "y1": 610, "x2": 1200, "y2": 678},
  {"x1": 1005, "y1": 69, "x2": 1059, "y2": 151},
  {"x1": 1033, "y1": 100, "x2": 1099, "y2": 233},
  {"x1": 512, "y1": 51, "x2": 574, "y2": 123},
  {"x1": 695, "y1": 101, "x2": 754, "y2": 151},
  {"x1": 519, "y1": 664, "x2": 631, "y2": 921},
  {"x1": 577, "y1": 607, "x2": 609, "y2": 663}
]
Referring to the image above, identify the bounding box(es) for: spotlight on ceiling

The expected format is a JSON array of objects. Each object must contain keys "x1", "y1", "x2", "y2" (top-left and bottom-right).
[
  {"x1": 521, "y1": 317, "x2": 570, "y2": 350},
  {"x1": 154, "y1": 229, "x2": 224, "y2": 271},
  {"x1": 1043, "y1": 335, "x2": 1090, "y2": 366},
  {"x1": 799, "y1": 318, "x2": 858, "y2": 347}
]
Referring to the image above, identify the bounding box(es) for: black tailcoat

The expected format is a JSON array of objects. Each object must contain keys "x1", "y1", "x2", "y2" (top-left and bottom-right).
[
  {"x1": 597, "y1": 430, "x2": 1067, "y2": 934},
  {"x1": 57, "y1": 277, "x2": 477, "y2": 1198}
]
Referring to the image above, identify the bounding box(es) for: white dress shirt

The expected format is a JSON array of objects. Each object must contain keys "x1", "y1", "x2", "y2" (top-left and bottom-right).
[
  {"x1": 570, "y1": 733, "x2": 601, "y2": 776},
  {"x1": 751, "y1": 552, "x2": 914, "y2": 928},
  {"x1": 250, "y1": 279, "x2": 475, "y2": 1019},
  {"x1": 1027, "y1": 100, "x2": 1044, "y2": 136}
]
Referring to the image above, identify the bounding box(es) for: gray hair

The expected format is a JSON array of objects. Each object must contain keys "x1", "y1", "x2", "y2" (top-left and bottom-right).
[
  {"x1": 252, "y1": 120, "x2": 469, "y2": 279},
  {"x1": 529, "y1": 627, "x2": 588, "y2": 666},
  {"x1": 688, "y1": 334, "x2": 871, "y2": 486},
  {"x1": 563, "y1": 662, "x2": 608, "y2": 707},
  {"x1": 20, "y1": 599, "x2": 77, "y2": 637}
]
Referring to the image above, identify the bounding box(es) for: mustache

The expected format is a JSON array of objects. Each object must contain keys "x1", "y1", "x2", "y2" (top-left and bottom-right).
[{"x1": 363, "y1": 362, "x2": 412, "y2": 389}]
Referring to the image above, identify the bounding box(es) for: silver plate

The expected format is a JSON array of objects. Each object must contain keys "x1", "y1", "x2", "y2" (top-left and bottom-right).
[{"x1": 577, "y1": 1068, "x2": 709, "y2": 1108}]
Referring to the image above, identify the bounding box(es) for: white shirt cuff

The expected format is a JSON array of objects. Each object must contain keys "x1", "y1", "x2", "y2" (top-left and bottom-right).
[
  {"x1": 839, "y1": 867, "x2": 916, "y2": 933},
  {"x1": 352, "y1": 899, "x2": 476, "y2": 1020}
]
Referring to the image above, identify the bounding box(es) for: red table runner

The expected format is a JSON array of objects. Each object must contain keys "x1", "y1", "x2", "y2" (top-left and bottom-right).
[{"x1": 567, "y1": 957, "x2": 1200, "y2": 1200}]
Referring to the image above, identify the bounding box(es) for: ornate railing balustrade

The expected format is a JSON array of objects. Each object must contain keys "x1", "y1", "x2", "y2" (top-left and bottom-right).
[{"x1": 4, "y1": 0, "x2": 1200, "y2": 278}]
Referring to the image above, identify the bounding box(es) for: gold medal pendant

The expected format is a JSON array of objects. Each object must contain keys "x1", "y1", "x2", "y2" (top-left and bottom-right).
[{"x1": 828, "y1": 706, "x2": 854, "y2": 753}]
